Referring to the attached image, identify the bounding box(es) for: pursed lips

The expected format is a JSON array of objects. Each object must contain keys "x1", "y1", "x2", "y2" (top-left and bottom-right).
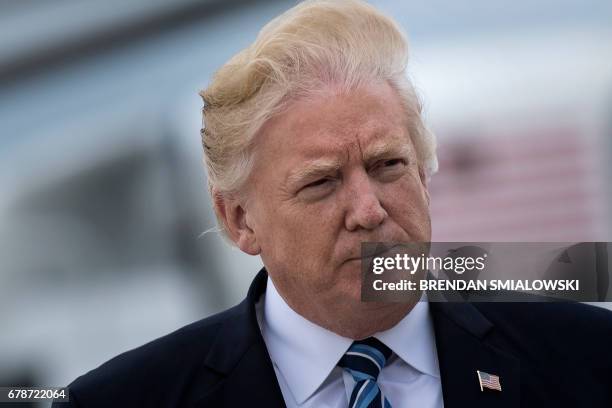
[{"x1": 343, "y1": 243, "x2": 400, "y2": 264}]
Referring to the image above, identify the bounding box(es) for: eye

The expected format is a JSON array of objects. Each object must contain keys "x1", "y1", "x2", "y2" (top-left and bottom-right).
[
  {"x1": 304, "y1": 178, "x2": 330, "y2": 189},
  {"x1": 297, "y1": 177, "x2": 337, "y2": 201},
  {"x1": 370, "y1": 158, "x2": 408, "y2": 181},
  {"x1": 373, "y1": 158, "x2": 406, "y2": 171},
  {"x1": 382, "y1": 158, "x2": 404, "y2": 168}
]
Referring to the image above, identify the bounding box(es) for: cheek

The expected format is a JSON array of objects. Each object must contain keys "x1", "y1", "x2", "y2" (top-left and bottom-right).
[
  {"x1": 260, "y1": 217, "x2": 343, "y2": 293},
  {"x1": 286, "y1": 206, "x2": 341, "y2": 260},
  {"x1": 257, "y1": 199, "x2": 341, "y2": 262},
  {"x1": 382, "y1": 175, "x2": 431, "y2": 237}
]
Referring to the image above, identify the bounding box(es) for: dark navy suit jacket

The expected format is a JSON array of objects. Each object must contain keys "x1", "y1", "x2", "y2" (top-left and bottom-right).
[{"x1": 53, "y1": 269, "x2": 612, "y2": 407}]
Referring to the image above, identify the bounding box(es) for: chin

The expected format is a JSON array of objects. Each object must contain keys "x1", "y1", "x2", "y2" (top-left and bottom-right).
[{"x1": 335, "y1": 264, "x2": 362, "y2": 294}]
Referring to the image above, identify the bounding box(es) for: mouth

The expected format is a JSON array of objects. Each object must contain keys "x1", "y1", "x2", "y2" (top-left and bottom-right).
[{"x1": 344, "y1": 243, "x2": 401, "y2": 264}]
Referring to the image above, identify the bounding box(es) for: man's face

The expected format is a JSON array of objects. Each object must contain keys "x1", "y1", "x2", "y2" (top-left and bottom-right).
[{"x1": 238, "y1": 81, "x2": 431, "y2": 334}]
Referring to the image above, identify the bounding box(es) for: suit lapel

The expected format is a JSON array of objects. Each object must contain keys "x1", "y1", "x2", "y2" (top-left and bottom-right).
[
  {"x1": 193, "y1": 270, "x2": 286, "y2": 407},
  {"x1": 191, "y1": 269, "x2": 520, "y2": 407},
  {"x1": 430, "y1": 302, "x2": 520, "y2": 408}
]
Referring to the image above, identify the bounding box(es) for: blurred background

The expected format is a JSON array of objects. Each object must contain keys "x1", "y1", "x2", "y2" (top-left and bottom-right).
[{"x1": 1, "y1": 0, "x2": 611, "y2": 404}]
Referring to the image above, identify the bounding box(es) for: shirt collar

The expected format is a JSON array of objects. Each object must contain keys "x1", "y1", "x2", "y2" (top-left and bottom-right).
[
  {"x1": 375, "y1": 294, "x2": 441, "y2": 379},
  {"x1": 262, "y1": 277, "x2": 352, "y2": 404},
  {"x1": 261, "y1": 277, "x2": 440, "y2": 404}
]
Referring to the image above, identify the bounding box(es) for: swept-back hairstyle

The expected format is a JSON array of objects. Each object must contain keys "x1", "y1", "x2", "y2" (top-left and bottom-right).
[{"x1": 200, "y1": 0, "x2": 437, "y2": 231}]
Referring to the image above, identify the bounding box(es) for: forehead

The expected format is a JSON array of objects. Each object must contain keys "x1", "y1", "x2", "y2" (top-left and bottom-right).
[{"x1": 256, "y1": 82, "x2": 412, "y2": 161}]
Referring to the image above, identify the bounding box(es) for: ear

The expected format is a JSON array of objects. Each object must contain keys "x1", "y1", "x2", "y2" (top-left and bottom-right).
[
  {"x1": 213, "y1": 189, "x2": 261, "y2": 255},
  {"x1": 418, "y1": 167, "x2": 431, "y2": 206}
]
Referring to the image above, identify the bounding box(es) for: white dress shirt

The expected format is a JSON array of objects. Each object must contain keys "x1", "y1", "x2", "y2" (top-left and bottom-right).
[{"x1": 256, "y1": 277, "x2": 444, "y2": 408}]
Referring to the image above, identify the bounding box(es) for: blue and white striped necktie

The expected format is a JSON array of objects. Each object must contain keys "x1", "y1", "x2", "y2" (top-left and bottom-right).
[{"x1": 338, "y1": 337, "x2": 393, "y2": 408}]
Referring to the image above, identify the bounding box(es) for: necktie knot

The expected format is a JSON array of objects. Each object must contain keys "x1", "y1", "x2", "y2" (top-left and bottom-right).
[
  {"x1": 338, "y1": 338, "x2": 393, "y2": 407},
  {"x1": 338, "y1": 337, "x2": 393, "y2": 381}
]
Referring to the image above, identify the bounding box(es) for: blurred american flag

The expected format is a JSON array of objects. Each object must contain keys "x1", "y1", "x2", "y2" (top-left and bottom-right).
[{"x1": 429, "y1": 127, "x2": 609, "y2": 241}]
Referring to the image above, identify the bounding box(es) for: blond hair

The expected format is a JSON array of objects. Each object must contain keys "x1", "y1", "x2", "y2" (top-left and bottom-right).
[{"x1": 200, "y1": 0, "x2": 437, "y2": 229}]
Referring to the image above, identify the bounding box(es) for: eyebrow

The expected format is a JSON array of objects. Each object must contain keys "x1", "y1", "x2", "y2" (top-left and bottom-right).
[
  {"x1": 286, "y1": 140, "x2": 413, "y2": 187},
  {"x1": 287, "y1": 158, "x2": 343, "y2": 186},
  {"x1": 362, "y1": 140, "x2": 413, "y2": 163}
]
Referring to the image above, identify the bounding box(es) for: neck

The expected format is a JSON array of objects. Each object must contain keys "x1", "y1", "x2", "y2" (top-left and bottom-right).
[{"x1": 308, "y1": 301, "x2": 415, "y2": 339}]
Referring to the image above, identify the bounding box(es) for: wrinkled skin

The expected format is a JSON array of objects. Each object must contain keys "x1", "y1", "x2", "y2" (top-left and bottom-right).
[{"x1": 216, "y1": 81, "x2": 431, "y2": 339}]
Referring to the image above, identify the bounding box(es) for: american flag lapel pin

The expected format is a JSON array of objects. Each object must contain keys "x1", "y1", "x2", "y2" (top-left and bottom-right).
[{"x1": 477, "y1": 370, "x2": 502, "y2": 392}]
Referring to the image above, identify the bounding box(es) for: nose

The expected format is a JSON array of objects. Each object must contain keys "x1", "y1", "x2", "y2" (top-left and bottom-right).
[{"x1": 344, "y1": 173, "x2": 388, "y2": 231}]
